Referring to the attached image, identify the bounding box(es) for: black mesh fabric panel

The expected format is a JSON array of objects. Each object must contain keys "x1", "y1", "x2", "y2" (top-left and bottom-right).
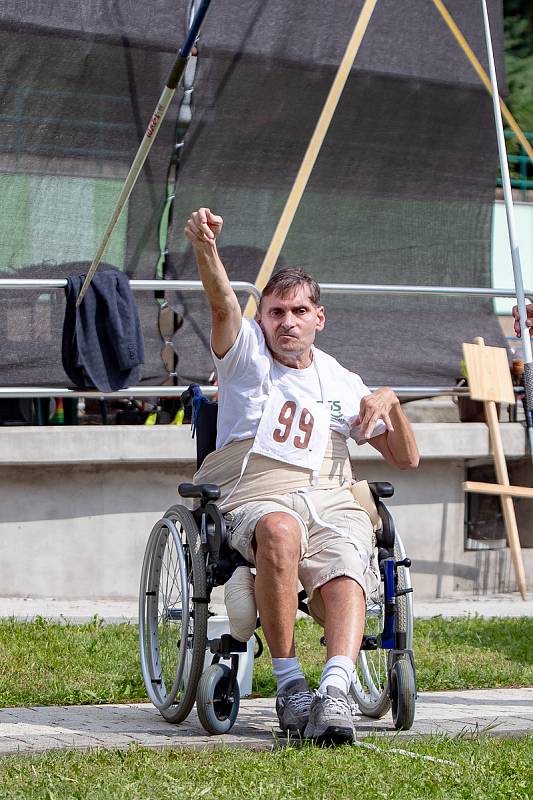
[
  {"x1": 0, "y1": 10, "x2": 182, "y2": 386},
  {"x1": 0, "y1": 0, "x2": 506, "y2": 388}
]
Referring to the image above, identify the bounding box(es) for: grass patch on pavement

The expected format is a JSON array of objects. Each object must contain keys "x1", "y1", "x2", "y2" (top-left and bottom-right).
[
  {"x1": 0, "y1": 736, "x2": 530, "y2": 800},
  {"x1": 0, "y1": 616, "x2": 531, "y2": 708}
]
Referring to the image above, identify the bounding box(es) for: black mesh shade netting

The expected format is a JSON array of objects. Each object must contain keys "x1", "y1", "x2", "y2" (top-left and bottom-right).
[{"x1": 0, "y1": 0, "x2": 506, "y2": 389}]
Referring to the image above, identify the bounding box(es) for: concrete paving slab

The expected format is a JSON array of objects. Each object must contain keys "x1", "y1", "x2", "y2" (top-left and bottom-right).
[
  {"x1": 414, "y1": 593, "x2": 533, "y2": 619},
  {"x1": 1, "y1": 592, "x2": 532, "y2": 624},
  {"x1": 0, "y1": 688, "x2": 530, "y2": 757}
]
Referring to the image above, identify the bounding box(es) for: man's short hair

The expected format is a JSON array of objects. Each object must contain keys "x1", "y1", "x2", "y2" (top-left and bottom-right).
[{"x1": 260, "y1": 268, "x2": 321, "y2": 307}]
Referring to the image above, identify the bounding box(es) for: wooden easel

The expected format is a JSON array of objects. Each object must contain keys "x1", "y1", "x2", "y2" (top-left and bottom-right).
[{"x1": 462, "y1": 337, "x2": 528, "y2": 600}]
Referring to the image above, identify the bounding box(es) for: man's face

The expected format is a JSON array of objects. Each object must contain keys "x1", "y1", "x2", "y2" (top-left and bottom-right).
[{"x1": 256, "y1": 286, "x2": 325, "y2": 365}]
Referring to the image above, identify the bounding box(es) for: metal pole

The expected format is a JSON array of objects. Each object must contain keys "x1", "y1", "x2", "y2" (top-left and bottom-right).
[
  {"x1": 481, "y1": 0, "x2": 533, "y2": 461},
  {"x1": 0, "y1": 385, "x2": 477, "y2": 399},
  {"x1": 0, "y1": 278, "x2": 260, "y2": 302},
  {"x1": 1, "y1": 278, "x2": 531, "y2": 301},
  {"x1": 76, "y1": 0, "x2": 212, "y2": 306}
]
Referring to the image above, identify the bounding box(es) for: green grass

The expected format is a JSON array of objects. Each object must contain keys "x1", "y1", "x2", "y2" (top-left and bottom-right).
[
  {"x1": 412, "y1": 616, "x2": 533, "y2": 691},
  {"x1": 0, "y1": 617, "x2": 145, "y2": 707},
  {"x1": 0, "y1": 736, "x2": 531, "y2": 799},
  {"x1": 254, "y1": 616, "x2": 533, "y2": 697},
  {"x1": 0, "y1": 616, "x2": 531, "y2": 708}
]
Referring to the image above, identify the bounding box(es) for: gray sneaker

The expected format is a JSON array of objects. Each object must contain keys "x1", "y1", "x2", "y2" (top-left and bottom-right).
[
  {"x1": 303, "y1": 686, "x2": 355, "y2": 744},
  {"x1": 275, "y1": 678, "x2": 313, "y2": 735}
]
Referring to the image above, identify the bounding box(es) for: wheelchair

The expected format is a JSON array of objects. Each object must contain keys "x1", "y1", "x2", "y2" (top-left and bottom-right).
[{"x1": 139, "y1": 386, "x2": 416, "y2": 735}]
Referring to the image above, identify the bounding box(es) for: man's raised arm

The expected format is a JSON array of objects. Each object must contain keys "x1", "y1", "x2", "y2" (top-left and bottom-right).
[{"x1": 184, "y1": 207, "x2": 242, "y2": 358}]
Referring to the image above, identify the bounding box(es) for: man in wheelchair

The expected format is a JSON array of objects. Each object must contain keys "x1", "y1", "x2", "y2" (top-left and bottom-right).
[{"x1": 184, "y1": 207, "x2": 419, "y2": 743}]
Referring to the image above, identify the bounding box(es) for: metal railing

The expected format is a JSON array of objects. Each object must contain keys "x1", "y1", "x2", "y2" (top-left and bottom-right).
[
  {"x1": 0, "y1": 279, "x2": 531, "y2": 399},
  {"x1": 0, "y1": 278, "x2": 260, "y2": 298}
]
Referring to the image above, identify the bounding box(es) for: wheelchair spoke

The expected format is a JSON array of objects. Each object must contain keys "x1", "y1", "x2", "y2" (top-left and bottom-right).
[
  {"x1": 159, "y1": 530, "x2": 192, "y2": 701},
  {"x1": 357, "y1": 599, "x2": 388, "y2": 700},
  {"x1": 163, "y1": 536, "x2": 180, "y2": 599},
  {"x1": 159, "y1": 535, "x2": 182, "y2": 691}
]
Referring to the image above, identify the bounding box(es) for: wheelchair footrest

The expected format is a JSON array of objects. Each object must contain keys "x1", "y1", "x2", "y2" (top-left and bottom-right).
[{"x1": 209, "y1": 633, "x2": 248, "y2": 656}]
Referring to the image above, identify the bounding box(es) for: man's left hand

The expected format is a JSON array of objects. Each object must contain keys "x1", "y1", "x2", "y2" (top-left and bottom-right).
[{"x1": 353, "y1": 387, "x2": 399, "y2": 439}]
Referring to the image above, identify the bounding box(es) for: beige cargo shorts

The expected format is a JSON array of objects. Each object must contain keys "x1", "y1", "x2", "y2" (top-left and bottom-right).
[{"x1": 224, "y1": 483, "x2": 380, "y2": 626}]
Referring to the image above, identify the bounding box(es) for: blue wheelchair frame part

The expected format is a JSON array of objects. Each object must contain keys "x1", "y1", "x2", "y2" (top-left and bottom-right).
[
  {"x1": 381, "y1": 557, "x2": 396, "y2": 650},
  {"x1": 189, "y1": 384, "x2": 207, "y2": 437}
]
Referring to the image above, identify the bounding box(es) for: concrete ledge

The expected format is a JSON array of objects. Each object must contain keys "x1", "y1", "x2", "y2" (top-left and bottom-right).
[
  {"x1": 0, "y1": 422, "x2": 528, "y2": 465},
  {"x1": 351, "y1": 422, "x2": 527, "y2": 460},
  {"x1": 0, "y1": 425, "x2": 197, "y2": 465},
  {"x1": 0, "y1": 422, "x2": 530, "y2": 601}
]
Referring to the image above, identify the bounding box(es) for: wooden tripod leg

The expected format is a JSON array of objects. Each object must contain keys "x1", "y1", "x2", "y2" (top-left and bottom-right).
[{"x1": 484, "y1": 399, "x2": 528, "y2": 599}]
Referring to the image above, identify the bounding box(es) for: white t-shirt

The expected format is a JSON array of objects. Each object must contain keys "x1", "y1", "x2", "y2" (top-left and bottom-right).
[{"x1": 212, "y1": 319, "x2": 385, "y2": 450}]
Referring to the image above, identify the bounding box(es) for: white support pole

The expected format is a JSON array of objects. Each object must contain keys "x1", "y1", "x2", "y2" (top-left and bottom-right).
[{"x1": 481, "y1": 0, "x2": 533, "y2": 461}]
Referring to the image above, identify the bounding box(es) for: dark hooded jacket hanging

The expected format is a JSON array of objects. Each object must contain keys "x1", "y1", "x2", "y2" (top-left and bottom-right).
[{"x1": 62, "y1": 269, "x2": 145, "y2": 392}]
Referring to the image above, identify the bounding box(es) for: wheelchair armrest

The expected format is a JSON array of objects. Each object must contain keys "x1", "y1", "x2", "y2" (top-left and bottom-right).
[
  {"x1": 178, "y1": 482, "x2": 221, "y2": 502},
  {"x1": 375, "y1": 501, "x2": 396, "y2": 550},
  {"x1": 369, "y1": 481, "x2": 394, "y2": 499}
]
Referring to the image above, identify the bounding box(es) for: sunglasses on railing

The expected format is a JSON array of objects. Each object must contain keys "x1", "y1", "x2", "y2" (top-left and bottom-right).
[{"x1": 158, "y1": 301, "x2": 183, "y2": 383}]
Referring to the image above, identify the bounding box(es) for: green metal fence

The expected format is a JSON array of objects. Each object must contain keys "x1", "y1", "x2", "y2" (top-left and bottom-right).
[{"x1": 500, "y1": 130, "x2": 533, "y2": 197}]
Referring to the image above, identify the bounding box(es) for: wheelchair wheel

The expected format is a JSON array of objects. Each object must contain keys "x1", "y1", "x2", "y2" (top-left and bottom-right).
[
  {"x1": 350, "y1": 532, "x2": 413, "y2": 718},
  {"x1": 139, "y1": 505, "x2": 208, "y2": 723},
  {"x1": 390, "y1": 658, "x2": 416, "y2": 730},
  {"x1": 196, "y1": 664, "x2": 241, "y2": 735}
]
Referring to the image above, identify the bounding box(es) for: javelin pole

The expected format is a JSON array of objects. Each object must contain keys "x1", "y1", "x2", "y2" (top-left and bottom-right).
[
  {"x1": 481, "y1": 0, "x2": 533, "y2": 459},
  {"x1": 77, "y1": 0, "x2": 212, "y2": 306}
]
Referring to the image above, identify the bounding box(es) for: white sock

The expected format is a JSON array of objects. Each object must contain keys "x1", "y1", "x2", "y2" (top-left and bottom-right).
[
  {"x1": 318, "y1": 655, "x2": 354, "y2": 696},
  {"x1": 272, "y1": 657, "x2": 306, "y2": 694}
]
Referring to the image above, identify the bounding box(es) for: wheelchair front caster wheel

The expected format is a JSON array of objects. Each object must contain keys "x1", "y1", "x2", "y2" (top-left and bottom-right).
[
  {"x1": 196, "y1": 664, "x2": 240, "y2": 734},
  {"x1": 390, "y1": 658, "x2": 416, "y2": 731}
]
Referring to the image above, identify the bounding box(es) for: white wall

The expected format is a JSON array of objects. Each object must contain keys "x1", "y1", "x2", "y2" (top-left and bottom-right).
[{"x1": 492, "y1": 200, "x2": 533, "y2": 316}]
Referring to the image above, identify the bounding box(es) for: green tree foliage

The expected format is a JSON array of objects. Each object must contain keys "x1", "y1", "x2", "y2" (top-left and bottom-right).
[
  {"x1": 503, "y1": 1, "x2": 532, "y2": 180},
  {"x1": 504, "y1": 0, "x2": 533, "y2": 131}
]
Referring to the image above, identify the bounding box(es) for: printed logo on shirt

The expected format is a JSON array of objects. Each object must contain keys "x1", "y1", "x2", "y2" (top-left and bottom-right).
[
  {"x1": 317, "y1": 399, "x2": 343, "y2": 421},
  {"x1": 329, "y1": 400, "x2": 342, "y2": 420}
]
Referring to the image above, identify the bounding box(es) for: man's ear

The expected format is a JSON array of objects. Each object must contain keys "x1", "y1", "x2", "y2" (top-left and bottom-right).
[
  {"x1": 255, "y1": 310, "x2": 263, "y2": 329},
  {"x1": 316, "y1": 305, "x2": 325, "y2": 331}
]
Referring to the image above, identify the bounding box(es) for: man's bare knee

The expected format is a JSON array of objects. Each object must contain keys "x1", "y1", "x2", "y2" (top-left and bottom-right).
[{"x1": 254, "y1": 512, "x2": 300, "y2": 568}]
